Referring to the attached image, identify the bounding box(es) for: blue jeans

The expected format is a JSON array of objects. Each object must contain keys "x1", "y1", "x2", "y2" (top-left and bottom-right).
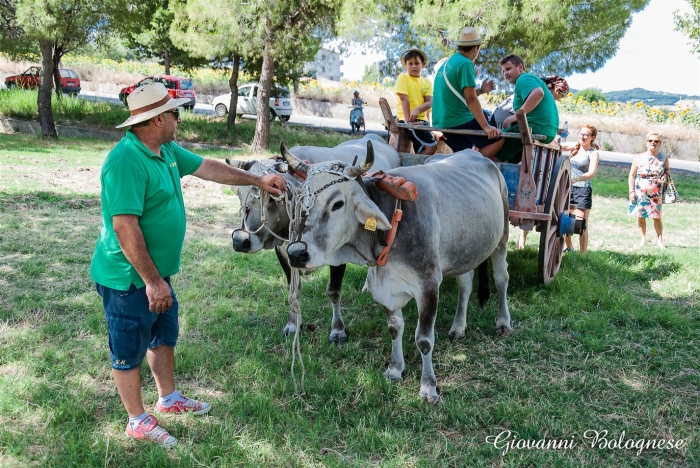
[{"x1": 95, "y1": 278, "x2": 179, "y2": 370}]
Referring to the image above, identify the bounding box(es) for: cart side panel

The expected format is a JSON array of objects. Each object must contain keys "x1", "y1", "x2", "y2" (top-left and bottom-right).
[{"x1": 496, "y1": 162, "x2": 520, "y2": 211}]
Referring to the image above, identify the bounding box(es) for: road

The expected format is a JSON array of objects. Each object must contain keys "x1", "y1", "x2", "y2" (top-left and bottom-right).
[
  {"x1": 79, "y1": 91, "x2": 699, "y2": 175},
  {"x1": 79, "y1": 90, "x2": 389, "y2": 135}
]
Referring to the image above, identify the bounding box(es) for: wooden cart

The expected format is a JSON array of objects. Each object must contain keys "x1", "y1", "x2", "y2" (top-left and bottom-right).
[{"x1": 378, "y1": 98, "x2": 584, "y2": 285}]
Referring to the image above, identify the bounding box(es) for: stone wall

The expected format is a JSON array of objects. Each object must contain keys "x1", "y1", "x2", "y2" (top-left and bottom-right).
[
  {"x1": 291, "y1": 98, "x2": 386, "y2": 124},
  {"x1": 589, "y1": 131, "x2": 698, "y2": 161},
  {"x1": 0, "y1": 116, "x2": 122, "y2": 141}
]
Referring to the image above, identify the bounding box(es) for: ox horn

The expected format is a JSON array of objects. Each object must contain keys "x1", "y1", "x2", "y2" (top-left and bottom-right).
[
  {"x1": 345, "y1": 140, "x2": 375, "y2": 177},
  {"x1": 280, "y1": 140, "x2": 309, "y2": 176},
  {"x1": 225, "y1": 158, "x2": 247, "y2": 169}
]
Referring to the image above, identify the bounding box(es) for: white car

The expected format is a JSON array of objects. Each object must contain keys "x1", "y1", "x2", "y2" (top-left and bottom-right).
[{"x1": 212, "y1": 83, "x2": 293, "y2": 122}]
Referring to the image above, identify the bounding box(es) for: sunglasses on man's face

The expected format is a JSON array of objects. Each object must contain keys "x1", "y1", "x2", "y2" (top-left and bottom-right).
[
  {"x1": 647, "y1": 139, "x2": 661, "y2": 144},
  {"x1": 164, "y1": 109, "x2": 181, "y2": 120}
]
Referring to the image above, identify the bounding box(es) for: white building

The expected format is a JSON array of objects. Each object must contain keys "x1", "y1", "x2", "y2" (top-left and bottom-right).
[{"x1": 304, "y1": 48, "x2": 343, "y2": 81}]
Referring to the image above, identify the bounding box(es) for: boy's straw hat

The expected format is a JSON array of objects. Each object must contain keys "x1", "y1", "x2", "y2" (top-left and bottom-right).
[
  {"x1": 116, "y1": 83, "x2": 190, "y2": 128},
  {"x1": 400, "y1": 47, "x2": 429, "y2": 66},
  {"x1": 455, "y1": 27, "x2": 483, "y2": 47}
]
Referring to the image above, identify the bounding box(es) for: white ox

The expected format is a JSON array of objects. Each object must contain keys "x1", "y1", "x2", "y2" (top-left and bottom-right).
[
  {"x1": 227, "y1": 134, "x2": 401, "y2": 342},
  {"x1": 282, "y1": 141, "x2": 512, "y2": 403}
]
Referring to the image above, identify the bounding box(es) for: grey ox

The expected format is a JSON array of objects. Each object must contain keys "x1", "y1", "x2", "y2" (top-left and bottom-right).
[
  {"x1": 227, "y1": 134, "x2": 401, "y2": 342},
  {"x1": 282, "y1": 142, "x2": 512, "y2": 403}
]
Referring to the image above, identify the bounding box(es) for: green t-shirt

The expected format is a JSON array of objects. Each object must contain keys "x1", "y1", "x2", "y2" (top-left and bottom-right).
[
  {"x1": 513, "y1": 73, "x2": 559, "y2": 139},
  {"x1": 431, "y1": 53, "x2": 476, "y2": 128},
  {"x1": 90, "y1": 131, "x2": 204, "y2": 290}
]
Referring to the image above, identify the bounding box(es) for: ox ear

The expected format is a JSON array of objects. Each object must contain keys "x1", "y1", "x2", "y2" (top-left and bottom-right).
[{"x1": 353, "y1": 197, "x2": 391, "y2": 231}]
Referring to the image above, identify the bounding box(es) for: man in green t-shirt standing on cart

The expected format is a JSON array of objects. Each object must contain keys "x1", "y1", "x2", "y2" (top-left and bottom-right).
[{"x1": 90, "y1": 83, "x2": 287, "y2": 448}]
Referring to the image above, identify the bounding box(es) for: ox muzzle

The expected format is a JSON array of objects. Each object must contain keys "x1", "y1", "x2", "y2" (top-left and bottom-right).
[
  {"x1": 286, "y1": 241, "x2": 310, "y2": 268},
  {"x1": 231, "y1": 229, "x2": 252, "y2": 253}
]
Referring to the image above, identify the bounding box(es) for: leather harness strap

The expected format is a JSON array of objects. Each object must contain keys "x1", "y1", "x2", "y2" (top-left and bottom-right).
[
  {"x1": 367, "y1": 170, "x2": 418, "y2": 201},
  {"x1": 376, "y1": 200, "x2": 402, "y2": 266}
]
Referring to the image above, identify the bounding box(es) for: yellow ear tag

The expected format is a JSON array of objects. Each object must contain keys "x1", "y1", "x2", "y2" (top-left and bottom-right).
[{"x1": 364, "y1": 217, "x2": 377, "y2": 231}]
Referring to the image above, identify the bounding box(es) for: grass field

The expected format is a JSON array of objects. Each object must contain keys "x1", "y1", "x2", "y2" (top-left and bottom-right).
[{"x1": 0, "y1": 133, "x2": 698, "y2": 467}]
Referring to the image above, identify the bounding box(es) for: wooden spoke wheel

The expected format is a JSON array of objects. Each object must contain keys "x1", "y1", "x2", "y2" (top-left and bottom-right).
[{"x1": 538, "y1": 155, "x2": 572, "y2": 285}]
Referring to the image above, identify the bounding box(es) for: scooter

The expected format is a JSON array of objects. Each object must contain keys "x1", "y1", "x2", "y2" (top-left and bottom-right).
[{"x1": 349, "y1": 103, "x2": 365, "y2": 132}]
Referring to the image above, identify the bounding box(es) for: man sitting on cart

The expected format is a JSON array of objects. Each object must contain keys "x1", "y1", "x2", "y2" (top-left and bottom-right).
[{"x1": 487, "y1": 54, "x2": 559, "y2": 164}]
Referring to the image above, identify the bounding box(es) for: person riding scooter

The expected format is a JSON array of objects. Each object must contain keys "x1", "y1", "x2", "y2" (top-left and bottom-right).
[{"x1": 350, "y1": 90, "x2": 365, "y2": 132}]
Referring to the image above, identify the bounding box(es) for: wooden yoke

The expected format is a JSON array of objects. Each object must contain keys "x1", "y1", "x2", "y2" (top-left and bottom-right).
[
  {"x1": 378, "y1": 98, "x2": 398, "y2": 134},
  {"x1": 378, "y1": 97, "x2": 412, "y2": 154},
  {"x1": 512, "y1": 109, "x2": 537, "y2": 229}
]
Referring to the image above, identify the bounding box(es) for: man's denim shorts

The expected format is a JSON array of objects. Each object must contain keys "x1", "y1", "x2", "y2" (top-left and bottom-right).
[{"x1": 95, "y1": 278, "x2": 179, "y2": 370}]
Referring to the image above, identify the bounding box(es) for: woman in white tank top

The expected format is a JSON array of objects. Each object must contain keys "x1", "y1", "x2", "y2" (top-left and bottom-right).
[{"x1": 560, "y1": 125, "x2": 600, "y2": 254}]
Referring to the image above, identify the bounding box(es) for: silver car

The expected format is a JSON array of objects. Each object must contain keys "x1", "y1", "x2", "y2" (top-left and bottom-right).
[{"x1": 213, "y1": 83, "x2": 293, "y2": 122}]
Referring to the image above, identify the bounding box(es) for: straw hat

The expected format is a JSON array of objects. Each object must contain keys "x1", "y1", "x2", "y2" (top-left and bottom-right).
[
  {"x1": 455, "y1": 27, "x2": 483, "y2": 47},
  {"x1": 400, "y1": 47, "x2": 429, "y2": 66},
  {"x1": 116, "y1": 83, "x2": 191, "y2": 128}
]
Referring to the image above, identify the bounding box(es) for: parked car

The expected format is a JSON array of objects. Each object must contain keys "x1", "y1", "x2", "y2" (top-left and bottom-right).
[
  {"x1": 4, "y1": 67, "x2": 81, "y2": 96},
  {"x1": 212, "y1": 83, "x2": 293, "y2": 122},
  {"x1": 119, "y1": 75, "x2": 196, "y2": 110}
]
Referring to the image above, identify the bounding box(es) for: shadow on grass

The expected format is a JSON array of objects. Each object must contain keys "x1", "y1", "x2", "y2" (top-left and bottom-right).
[
  {"x1": 2, "y1": 219, "x2": 698, "y2": 466},
  {"x1": 0, "y1": 191, "x2": 100, "y2": 211}
]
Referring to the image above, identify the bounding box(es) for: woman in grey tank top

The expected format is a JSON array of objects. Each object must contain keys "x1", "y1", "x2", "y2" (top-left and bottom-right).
[{"x1": 561, "y1": 125, "x2": 600, "y2": 254}]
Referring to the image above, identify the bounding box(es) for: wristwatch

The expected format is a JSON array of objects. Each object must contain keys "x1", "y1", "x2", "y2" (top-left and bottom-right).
[{"x1": 574, "y1": 176, "x2": 579, "y2": 182}]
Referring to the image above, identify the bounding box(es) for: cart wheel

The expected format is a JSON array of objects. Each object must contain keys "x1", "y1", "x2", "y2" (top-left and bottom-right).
[{"x1": 538, "y1": 155, "x2": 572, "y2": 285}]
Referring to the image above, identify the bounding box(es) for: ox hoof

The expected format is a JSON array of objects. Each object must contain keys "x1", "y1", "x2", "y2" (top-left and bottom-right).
[
  {"x1": 283, "y1": 323, "x2": 298, "y2": 336},
  {"x1": 495, "y1": 322, "x2": 512, "y2": 336},
  {"x1": 448, "y1": 328, "x2": 466, "y2": 341},
  {"x1": 419, "y1": 386, "x2": 440, "y2": 404},
  {"x1": 328, "y1": 329, "x2": 348, "y2": 344},
  {"x1": 383, "y1": 368, "x2": 404, "y2": 383}
]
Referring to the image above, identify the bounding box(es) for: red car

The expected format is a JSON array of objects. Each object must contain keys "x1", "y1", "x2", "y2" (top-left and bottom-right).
[
  {"x1": 119, "y1": 75, "x2": 196, "y2": 110},
  {"x1": 4, "y1": 66, "x2": 81, "y2": 96}
]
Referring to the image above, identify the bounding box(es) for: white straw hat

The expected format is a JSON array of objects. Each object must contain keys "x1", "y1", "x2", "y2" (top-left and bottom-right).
[
  {"x1": 116, "y1": 83, "x2": 191, "y2": 128},
  {"x1": 455, "y1": 27, "x2": 483, "y2": 47}
]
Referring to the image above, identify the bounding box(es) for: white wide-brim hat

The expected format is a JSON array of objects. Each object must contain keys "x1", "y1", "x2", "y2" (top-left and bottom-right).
[
  {"x1": 116, "y1": 82, "x2": 191, "y2": 128},
  {"x1": 455, "y1": 27, "x2": 483, "y2": 47}
]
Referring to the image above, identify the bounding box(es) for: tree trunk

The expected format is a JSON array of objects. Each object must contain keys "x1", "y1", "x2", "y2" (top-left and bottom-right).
[
  {"x1": 164, "y1": 49, "x2": 170, "y2": 75},
  {"x1": 251, "y1": 23, "x2": 274, "y2": 152},
  {"x1": 38, "y1": 39, "x2": 58, "y2": 139},
  {"x1": 227, "y1": 53, "x2": 241, "y2": 132},
  {"x1": 52, "y1": 44, "x2": 63, "y2": 97}
]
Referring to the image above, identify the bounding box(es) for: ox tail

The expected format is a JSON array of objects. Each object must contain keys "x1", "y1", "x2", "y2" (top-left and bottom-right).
[{"x1": 477, "y1": 260, "x2": 490, "y2": 307}]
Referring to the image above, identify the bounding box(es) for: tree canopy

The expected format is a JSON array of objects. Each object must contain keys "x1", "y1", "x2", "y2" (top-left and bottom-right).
[
  {"x1": 674, "y1": 0, "x2": 700, "y2": 53},
  {"x1": 339, "y1": 0, "x2": 651, "y2": 84},
  {"x1": 125, "y1": 0, "x2": 209, "y2": 74}
]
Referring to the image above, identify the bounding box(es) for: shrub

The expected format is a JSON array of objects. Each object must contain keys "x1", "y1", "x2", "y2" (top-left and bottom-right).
[{"x1": 573, "y1": 88, "x2": 607, "y2": 103}]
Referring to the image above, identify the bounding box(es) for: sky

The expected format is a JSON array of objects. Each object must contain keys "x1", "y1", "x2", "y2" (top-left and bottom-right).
[{"x1": 339, "y1": 0, "x2": 700, "y2": 96}]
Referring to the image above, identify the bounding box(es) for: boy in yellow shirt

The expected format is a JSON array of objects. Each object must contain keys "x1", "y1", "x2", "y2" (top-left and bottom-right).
[{"x1": 396, "y1": 47, "x2": 437, "y2": 155}]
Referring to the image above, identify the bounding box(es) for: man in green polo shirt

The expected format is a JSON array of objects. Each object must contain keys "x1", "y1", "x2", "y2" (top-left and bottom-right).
[
  {"x1": 488, "y1": 54, "x2": 559, "y2": 163},
  {"x1": 90, "y1": 83, "x2": 287, "y2": 447}
]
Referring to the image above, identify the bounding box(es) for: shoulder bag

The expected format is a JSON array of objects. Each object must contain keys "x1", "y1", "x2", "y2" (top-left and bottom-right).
[{"x1": 661, "y1": 176, "x2": 680, "y2": 204}]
